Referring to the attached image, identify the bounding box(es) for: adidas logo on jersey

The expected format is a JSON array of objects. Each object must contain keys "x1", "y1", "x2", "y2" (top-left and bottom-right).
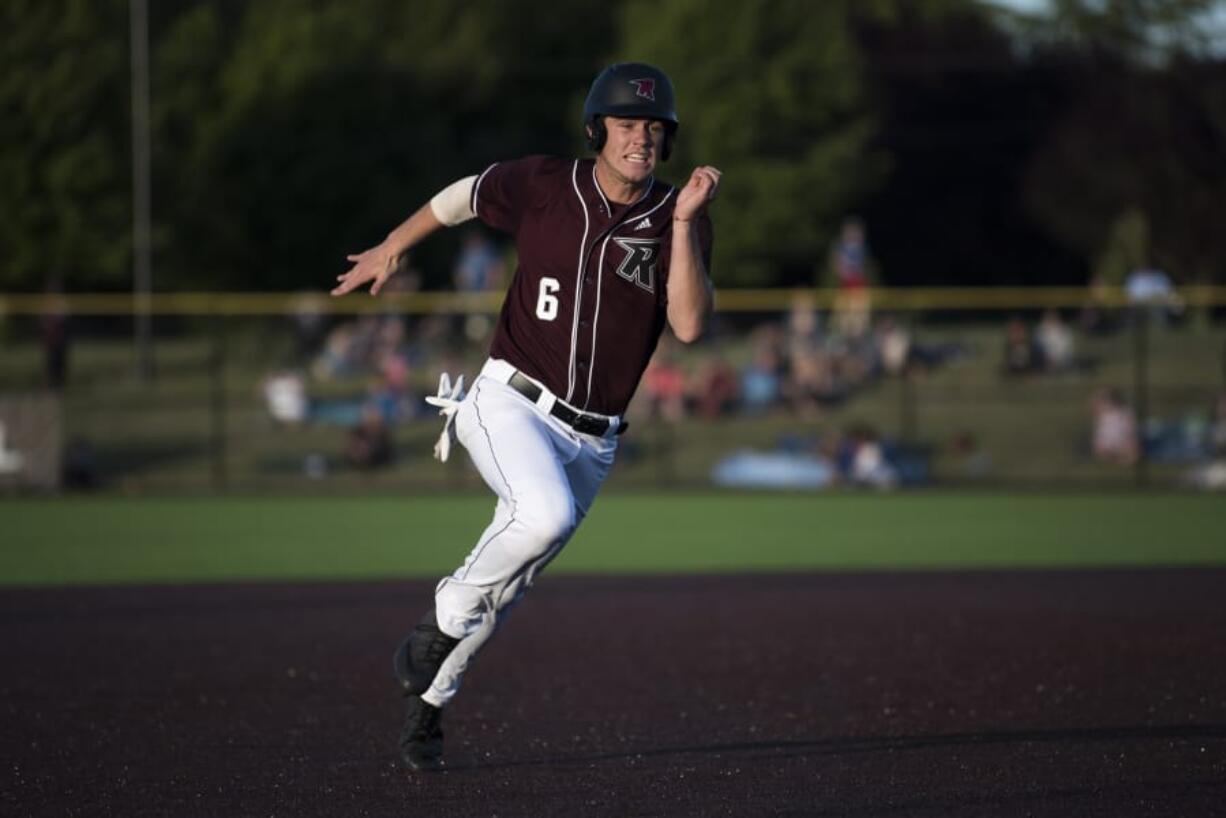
[{"x1": 633, "y1": 217, "x2": 653, "y2": 231}]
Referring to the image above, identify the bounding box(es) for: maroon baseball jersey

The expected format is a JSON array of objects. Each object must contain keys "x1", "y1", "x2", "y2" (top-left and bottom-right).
[{"x1": 470, "y1": 155, "x2": 713, "y2": 416}]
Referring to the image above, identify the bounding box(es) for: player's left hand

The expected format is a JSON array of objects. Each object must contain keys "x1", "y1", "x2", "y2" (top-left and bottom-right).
[{"x1": 674, "y1": 165, "x2": 721, "y2": 223}]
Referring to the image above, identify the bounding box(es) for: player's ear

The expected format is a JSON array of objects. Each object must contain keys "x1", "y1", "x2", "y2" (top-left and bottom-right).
[
  {"x1": 585, "y1": 117, "x2": 606, "y2": 153},
  {"x1": 661, "y1": 122, "x2": 677, "y2": 162}
]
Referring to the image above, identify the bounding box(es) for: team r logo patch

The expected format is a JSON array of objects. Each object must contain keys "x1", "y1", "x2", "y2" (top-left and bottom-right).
[
  {"x1": 613, "y1": 238, "x2": 659, "y2": 293},
  {"x1": 629, "y1": 78, "x2": 656, "y2": 101}
]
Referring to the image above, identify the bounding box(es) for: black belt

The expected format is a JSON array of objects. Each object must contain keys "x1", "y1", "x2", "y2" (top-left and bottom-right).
[{"x1": 508, "y1": 371, "x2": 628, "y2": 436}]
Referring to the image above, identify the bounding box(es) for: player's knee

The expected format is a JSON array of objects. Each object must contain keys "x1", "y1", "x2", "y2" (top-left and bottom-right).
[{"x1": 517, "y1": 502, "x2": 576, "y2": 553}]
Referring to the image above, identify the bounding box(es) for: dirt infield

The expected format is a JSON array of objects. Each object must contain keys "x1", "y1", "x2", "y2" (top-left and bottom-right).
[{"x1": 3, "y1": 570, "x2": 1225, "y2": 817}]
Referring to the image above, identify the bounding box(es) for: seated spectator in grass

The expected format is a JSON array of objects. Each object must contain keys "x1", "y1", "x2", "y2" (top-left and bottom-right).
[
  {"x1": 876, "y1": 315, "x2": 912, "y2": 377},
  {"x1": 741, "y1": 340, "x2": 784, "y2": 415},
  {"x1": 1035, "y1": 309, "x2": 1075, "y2": 372},
  {"x1": 951, "y1": 430, "x2": 992, "y2": 480},
  {"x1": 1091, "y1": 387, "x2": 1139, "y2": 466},
  {"x1": 642, "y1": 340, "x2": 688, "y2": 423},
  {"x1": 845, "y1": 425, "x2": 897, "y2": 489},
  {"x1": 1208, "y1": 390, "x2": 1226, "y2": 457},
  {"x1": 1125, "y1": 265, "x2": 1183, "y2": 325},
  {"x1": 263, "y1": 370, "x2": 309, "y2": 424},
  {"x1": 691, "y1": 352, "x2": 739, "y2": 419},
  {"x1": 346, "y1": 404, "x2": 393, "y2": 470},
  {"x1": 1079, "y1": 272, "x2": 1121, "y2": 336},
  {"x1": 784, "y1": 348, "x2": 833, "y2": 418},
  {"x1": 1002, "y1": 316, "x2": 1040, "y2": 376}
]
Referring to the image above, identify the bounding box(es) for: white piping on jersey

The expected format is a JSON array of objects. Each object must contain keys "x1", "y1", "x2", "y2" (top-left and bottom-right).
[
  {"x1": 569, "y1": 162, "x2": 653, "y2": 402},
  {"x1": 566, "y1": 160, "x2": 590, "y2": 401},
  {"x1": 591, "y1": 164, "x2": 611, "y2": 217},
  {"x1": 582, "y1": 183, "x2": 676, "y2": 409},
  {"x1": 470, "y1": 163, "x2": 498, "y2": 220}
]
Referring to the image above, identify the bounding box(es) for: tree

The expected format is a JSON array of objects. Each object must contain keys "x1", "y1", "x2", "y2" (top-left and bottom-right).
[
  {"x1": 855, "y1": 1, "x2": 1087, "y2": 286},
  {"x1": 152, "y1": 0, "x2": 616, "y2": 291},
  {"x1": 613, "y1": 0, "x2": 890, "y2": 287},
  {"x1": 0, "y1": 0, "x2": 130, "y2": 291},
  {"x1": 1024, "y1": 55, "x2": 1226, "y2": 287}
]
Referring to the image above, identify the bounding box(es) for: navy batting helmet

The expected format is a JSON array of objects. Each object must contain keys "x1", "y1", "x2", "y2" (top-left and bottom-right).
[{"x1": 583, "y1": 62, "x2": 679, "y2": 161}]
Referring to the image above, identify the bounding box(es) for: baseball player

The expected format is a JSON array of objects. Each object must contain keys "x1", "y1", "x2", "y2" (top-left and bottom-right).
[{"x1": 332, "y1": 62, "x2": 719, "y2": 771}]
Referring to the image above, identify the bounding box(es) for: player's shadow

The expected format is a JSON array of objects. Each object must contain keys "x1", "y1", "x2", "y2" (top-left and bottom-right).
[{"x1": 446, "y1": 722, "x2": 1226, "y2": 771}]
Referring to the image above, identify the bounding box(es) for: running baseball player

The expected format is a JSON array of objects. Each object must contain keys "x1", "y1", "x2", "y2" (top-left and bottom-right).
[{"x1": 331, "y1": 62, "x2": 719, "y2": 771}]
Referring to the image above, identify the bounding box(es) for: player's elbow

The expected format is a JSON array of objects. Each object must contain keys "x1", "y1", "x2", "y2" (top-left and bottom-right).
[
  {"x1": 669, "y1": 316, "x2": 707, "y2": 344},
  {"x1": 667, "y1": 298, "x2": 711, "y2": 344}
]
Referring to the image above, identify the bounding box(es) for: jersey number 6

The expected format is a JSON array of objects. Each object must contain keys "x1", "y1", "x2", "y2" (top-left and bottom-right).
[{"x1": 535, "y1": 277, "x2": 560, "y2": 321}]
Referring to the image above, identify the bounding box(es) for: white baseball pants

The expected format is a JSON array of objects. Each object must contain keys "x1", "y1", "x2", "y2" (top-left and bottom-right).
[{"x1": 421, "y1": 358, "x2": 618, "y2": 708}]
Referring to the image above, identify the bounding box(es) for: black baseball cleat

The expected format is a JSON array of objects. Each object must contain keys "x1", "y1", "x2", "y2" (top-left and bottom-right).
[
  {"x1": 393, "y1": 608, "x2": 461, "y2": 697},
  {"x1": 400, "y1": 695, "x2": 445, "y2": 771}
]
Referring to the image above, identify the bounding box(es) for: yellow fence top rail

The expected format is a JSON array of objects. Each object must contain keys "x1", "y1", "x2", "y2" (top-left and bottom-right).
[{"x1": 2, "y1": 286, "x2": 1224, "y2": 315}]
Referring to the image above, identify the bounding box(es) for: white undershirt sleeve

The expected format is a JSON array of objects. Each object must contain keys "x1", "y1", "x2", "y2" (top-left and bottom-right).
[{"x1": 429, "y1": 175, "x2": 478, "y2": 226}]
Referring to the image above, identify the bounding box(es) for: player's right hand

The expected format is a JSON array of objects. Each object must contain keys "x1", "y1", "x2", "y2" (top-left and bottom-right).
[{"x1": 332, "y1": 245, "x2": 396, "y2": 296}]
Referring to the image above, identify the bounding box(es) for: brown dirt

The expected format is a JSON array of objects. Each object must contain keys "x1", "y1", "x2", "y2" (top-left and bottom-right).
[{"x1": 3, "y1": 570, "x2": 1225, "y2": 817}]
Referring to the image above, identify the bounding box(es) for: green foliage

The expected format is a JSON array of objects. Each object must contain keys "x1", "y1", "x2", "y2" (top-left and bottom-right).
[
  {"x1": 1044, "y1": 0, "x2": 1225, "y2": 61},
  {"x1": 152, "y1": 0, "x2": 615, "y2": 290},
  {"x1": 1022, "y1": 55, "x2": 1226, "y2": 285},
  {"x1": 1094, "y1": 207, "x2": 1150, "y2": 285},
  {"x1": 615, "y1": 0, "x2": 889, "y2": 286},
  {"x1": 0, "y1": 0, "x2": 130, "y2": 291},
  {"x1": 2, "y1": 0, "x2": 1222, "y2": 292}
]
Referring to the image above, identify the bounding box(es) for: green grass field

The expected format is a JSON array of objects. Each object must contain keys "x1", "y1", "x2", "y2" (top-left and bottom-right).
[{"x1": 2, "y1": 492, "x2": 1223, "y2": 586}]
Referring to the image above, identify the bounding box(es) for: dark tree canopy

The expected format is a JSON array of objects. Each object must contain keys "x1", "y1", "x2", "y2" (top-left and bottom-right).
[{"x1": 2, "y1": 0, "x2": 1223, "y2": 293}]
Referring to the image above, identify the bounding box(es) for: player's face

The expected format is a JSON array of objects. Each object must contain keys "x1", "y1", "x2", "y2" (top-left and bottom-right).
[{"x1": 598, "y1": 116, "x2": 666, "y2": 187}]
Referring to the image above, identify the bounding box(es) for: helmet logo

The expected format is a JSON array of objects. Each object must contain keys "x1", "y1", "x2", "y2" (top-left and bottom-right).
[{"x1": 629, "y1": 78, "x2": 656, "y2": 101}]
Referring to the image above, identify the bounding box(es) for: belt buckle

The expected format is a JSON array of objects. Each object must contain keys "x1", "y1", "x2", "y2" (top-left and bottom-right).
[{"x1": 571, "y1": 413, "x2": 608, "y2": 436}]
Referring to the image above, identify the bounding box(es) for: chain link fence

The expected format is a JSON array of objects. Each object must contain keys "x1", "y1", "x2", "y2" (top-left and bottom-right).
[{"x1": 1, "y1": 288, "x2": 1224, "y2": 494}]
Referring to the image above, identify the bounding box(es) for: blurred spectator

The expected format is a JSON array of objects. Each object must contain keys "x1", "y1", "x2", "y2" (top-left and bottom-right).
[
  {"x1": 785, "y1": 348, "x2": 835, "y2": 417},
  {"x1": 367, "y1": 374, "x2": 400, "y2": 425},
  {"x1": 262, "y1": 370, "x2": 309, "y2": 424},
  {"x1": 1090, "y1": 387, "x2": 1139, "y2": 466},
  {"x1": 313, "y1": 322, "x2": 361, "y2": 380},
  {"x1": 786, "y1": 294, "x2": 822, "y2": 348},
  {"x1": 1035, "y1": 309, "x2": 1075, "y2": 372},
  {"x1": 61, "y1": 437, "x2": 99, "y2": 490},
  {"x1": 1125, "y1": 264, "x2": 1183, "y2": 325},
  {"x1": 1079, "y1": 272, "x2": 1120, "y2": 336},
  {"x1": 837, "y1": 330, "x2": 880, "y2": 388},
  {"x1": 453, "y1": 229, "x2": 506, "y2": 342},
  {"x1": 876, "y1": 315, "x2": 912, "y2": 377},
  {"x1": 826, "y1": 217, "x2": 875, "y2": 339},
  {"x1": 454, "y1": 228, "x2": 504, "y2": 293},
  {"x1": 1185, "y1": 390, "x2": 1226, "y2": 490},
  {"x1": 372, "y1": 317, "x2": 420, "y2": 421},
  {"x1": 691, "y1": 352, "x2": 739, "y2": 419},
  {"x1": 1002, "y1": 316, "x2": 1040, "y2": 376},
  {"x1": 846, "y1": 425, "x2": 897, "y2": 489},
  {"x1": 741, "y1": 332, "x2": 785, "y2": 415},
  {"x1": 785, "y1": 296, "x2": 833, "y2": 416},
  {"x1": 345, "y1": 404, "x2": 393, "y2": 470},
  {"x1": 289, "y1": 292, "x2": 327, "y2": 365},
  {"x1": 641, "y1": 340, "x2": 688, "y2": 423},
  {"x1": 951, "y1": 430, "x2": 992, "y2": 480},
  {"x1": 0, "y1": 421, "x2": 25, "y2": 476},
  {"x1": 40, "y1": 279, "x2": 70, "y2": 391},
  {"x1": 1207, "y1": 390, "x2": 1226, "y2": 457}
]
